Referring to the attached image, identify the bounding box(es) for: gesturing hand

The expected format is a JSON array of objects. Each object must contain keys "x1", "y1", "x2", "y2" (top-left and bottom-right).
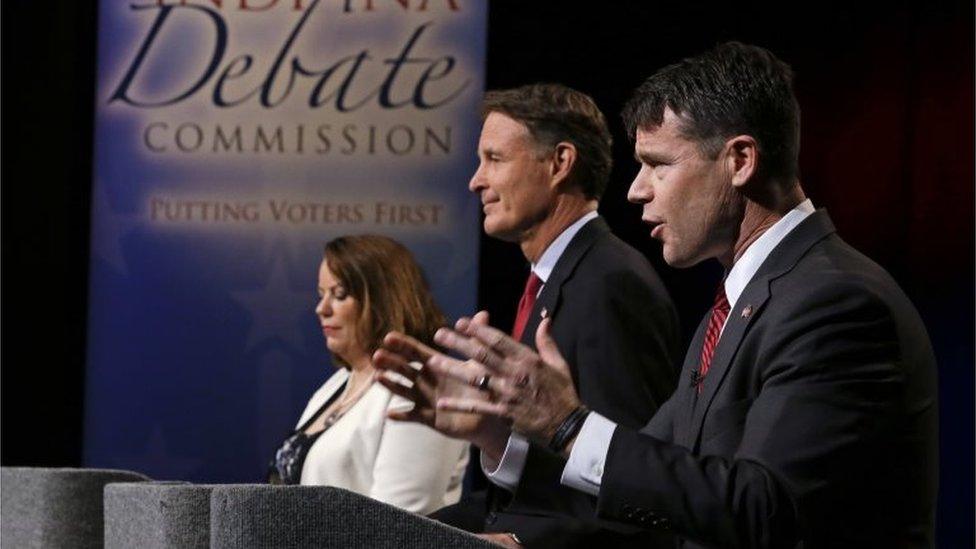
[
  {"x1": 427, "y1": 314, "x2": 581, "y2": 447},
  {"x1": 372, "y1": 312, "x2": 510, "y2": 457}
]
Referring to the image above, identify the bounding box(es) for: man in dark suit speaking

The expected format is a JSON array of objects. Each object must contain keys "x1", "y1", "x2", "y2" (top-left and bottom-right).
[
  {"x1": 377, "y1": 43, "x2": 938, "y2": 548},
  {"x1": 377, "y1": 84, "x2": 680, "y2": 547}
]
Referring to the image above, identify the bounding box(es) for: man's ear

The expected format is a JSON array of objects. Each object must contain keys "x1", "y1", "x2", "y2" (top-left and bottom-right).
[
  {"x1": 549, "y1": 142, "x2": 578, "y2": 188},
  {"x1": 725, "y1": 135, "x2": 759, "y2": 189}
]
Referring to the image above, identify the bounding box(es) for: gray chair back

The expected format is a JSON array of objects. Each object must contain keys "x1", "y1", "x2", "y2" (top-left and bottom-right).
[
  {"x1": 1, "y1": 466, "x2": 150, "y2": 548},
  {"x1": 104, "y1": 482, "x2": 217, "y2": 549},
  {"x1": 209, "y1": 485, "x2": 493, "y2": 548}
]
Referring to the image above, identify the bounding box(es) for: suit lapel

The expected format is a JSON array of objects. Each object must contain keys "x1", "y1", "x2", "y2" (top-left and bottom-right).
[
  {"x1": 675, "y1": 315, "x2": 710, "y2": 449},
  {"x1": 684, "y1": 210, "x2": 838, "y2": 449},
  {"x1": 519, "y1": 217, "x2": 609, "y2": 348},
  {"x1": 687, "y1": 284, "x2": 770, "y2": 448}
]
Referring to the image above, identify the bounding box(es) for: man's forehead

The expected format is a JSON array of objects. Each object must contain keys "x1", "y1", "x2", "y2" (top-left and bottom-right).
[
  {"x1": 480, "y1": 112, "x2": 534, "y2": 146},
  {"x1": 634, "y1": 112, "x2": 692, "y2": 153},
  {"x1": 635, "y1": 126, "x2": 662, "y2": 142},
  {"x1": 634, "y1": 126, "x2": 670, "y2": 154},
  {"x1": 483, "y1": 111, "x2": 531, "y2": 133}
]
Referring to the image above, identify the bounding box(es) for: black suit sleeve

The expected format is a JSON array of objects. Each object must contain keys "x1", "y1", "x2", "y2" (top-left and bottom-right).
[
  {"x1": 640, "y1": 386, "x2": 680, "y2": 443},
  {"x1": 598, "y1": 280, "x2": 912, "y2": 548}
]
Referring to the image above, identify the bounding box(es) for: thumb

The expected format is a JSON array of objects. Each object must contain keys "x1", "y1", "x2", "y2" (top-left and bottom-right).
[{"x1": 535, "y1": 319, "x2": 570, "y2": 376}]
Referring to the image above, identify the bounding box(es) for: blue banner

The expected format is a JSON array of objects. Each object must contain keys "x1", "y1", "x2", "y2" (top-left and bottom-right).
[{"x1": 85, "y1": 0, "x2": 486, "y2": 482}]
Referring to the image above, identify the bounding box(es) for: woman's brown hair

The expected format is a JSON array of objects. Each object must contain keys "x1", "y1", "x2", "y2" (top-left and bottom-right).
[{"x1": 323, "y1": 235, "x2": 446, "y2": 366}]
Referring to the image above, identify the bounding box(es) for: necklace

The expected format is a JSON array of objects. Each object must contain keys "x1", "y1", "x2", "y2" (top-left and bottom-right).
[{"x1": 319, "y1": 370, "x2": 373, "y2": 430}]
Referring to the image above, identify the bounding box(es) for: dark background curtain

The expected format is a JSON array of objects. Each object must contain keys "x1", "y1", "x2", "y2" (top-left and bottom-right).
[{"x1": 2, "y1": 0, "x2": 972, "y2": 545}]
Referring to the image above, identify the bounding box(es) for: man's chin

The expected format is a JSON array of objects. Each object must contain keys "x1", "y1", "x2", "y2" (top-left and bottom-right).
[
  {"x1": 483, "y1": 220, "x2": 520, "y2": 243},
  {"x1": 662, "y1": 247, "x2": 699, "y2": 269}
]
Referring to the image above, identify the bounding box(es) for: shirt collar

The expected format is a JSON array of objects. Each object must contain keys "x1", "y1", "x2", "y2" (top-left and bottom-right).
[
  {"x1": 724, "y1": 199, "x2": 815, "y2": 309},
  {"x1": 532, "y1": 210, "x2": 599, "y2": 283}
]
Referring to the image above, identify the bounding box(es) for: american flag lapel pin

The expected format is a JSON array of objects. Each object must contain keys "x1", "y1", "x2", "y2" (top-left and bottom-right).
[{"x1": 741, "y1": 305, "x2": 753, "y2": 319}]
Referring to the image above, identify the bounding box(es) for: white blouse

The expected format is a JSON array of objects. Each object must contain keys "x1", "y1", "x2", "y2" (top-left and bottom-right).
[{"x1": 295, "y1": 368, "x2": 469, "y2": 515}]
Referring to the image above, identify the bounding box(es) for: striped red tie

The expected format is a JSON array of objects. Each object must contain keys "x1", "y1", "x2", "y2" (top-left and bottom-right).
[
  {"x1": 512, "y1": 272, "x2": 543, "y2": 341},
  {"x1": 696, "y1": 284, "x2": 730, "y2": 392}
]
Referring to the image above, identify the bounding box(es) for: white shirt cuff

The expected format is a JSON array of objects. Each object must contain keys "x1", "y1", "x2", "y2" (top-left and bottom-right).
[
  {"x1": 480, "y1": 433, "x2": 530, "y2": 492},
  {"x1": 560, "y1": 411, "x2": 616, "y2": 496}
]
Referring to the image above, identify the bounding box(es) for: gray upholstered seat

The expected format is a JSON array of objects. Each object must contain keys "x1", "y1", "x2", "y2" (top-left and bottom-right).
[
  {"x1": 209, "y1": 485, "x2": 493, "y2": 548},
  {"x1": 0, "y1": 466, "x2": 151, "y2": 548},
  {"x1": 103, "y1": 482, "x2": 223, "y2": 549}
]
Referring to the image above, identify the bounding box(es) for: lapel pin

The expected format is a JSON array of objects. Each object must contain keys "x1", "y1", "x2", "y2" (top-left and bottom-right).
[
  {"x1": 540, "y1": 307, "x2": 549, "y2": 319},
  {"x1": 741, "y1": 305, "x2": 753, "y2": 319}
]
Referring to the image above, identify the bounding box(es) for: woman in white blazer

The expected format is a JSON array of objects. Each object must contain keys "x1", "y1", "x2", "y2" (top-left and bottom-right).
[{"x1": 269, "y1": 235, "x2": 468, "y2": 515}]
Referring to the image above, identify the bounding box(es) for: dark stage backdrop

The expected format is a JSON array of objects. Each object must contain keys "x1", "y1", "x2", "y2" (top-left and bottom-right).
[{"x1": 2, "y1": 0, "x2": 972, "y2": 546}]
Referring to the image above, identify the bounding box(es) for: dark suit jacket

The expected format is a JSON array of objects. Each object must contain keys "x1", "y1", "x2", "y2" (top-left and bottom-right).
[
  {"x1": 435, "y1": 217, "x2": 681, "y2": 547},
  {"x1": 517, "y1": 210, "x2": 937, "y2": 548}
]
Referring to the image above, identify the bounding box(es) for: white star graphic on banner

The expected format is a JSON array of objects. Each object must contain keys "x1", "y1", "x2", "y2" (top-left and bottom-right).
[{"x1": 231, "y1": 255, "x2": 312, "y2": 353}]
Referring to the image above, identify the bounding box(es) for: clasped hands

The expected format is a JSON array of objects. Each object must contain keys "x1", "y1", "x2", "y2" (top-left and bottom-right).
[{"x1": 372, "y1": 311, "x2": 582, "y2": 454}]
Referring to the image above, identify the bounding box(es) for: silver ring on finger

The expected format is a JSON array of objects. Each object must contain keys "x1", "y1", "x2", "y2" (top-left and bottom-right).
[{"x1": 475, "y1": 374, "x2": 492, "y2": 392}]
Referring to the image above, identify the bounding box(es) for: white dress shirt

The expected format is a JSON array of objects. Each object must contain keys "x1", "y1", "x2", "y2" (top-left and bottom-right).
[
  {"x1": 561, "y1": 199, "x2": 815, "y2": 496},
  {"x1": 480, "y1": 210, "x2": 599, "y2": 491}
]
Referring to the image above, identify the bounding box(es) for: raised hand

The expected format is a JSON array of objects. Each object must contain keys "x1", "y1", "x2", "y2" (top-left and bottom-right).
[
  {"x1": 372, "y1": 312, "x2": 510, "y2": 457},
  {"x1": 428, "y1": 316, "x2": 581, "y2": 447}
]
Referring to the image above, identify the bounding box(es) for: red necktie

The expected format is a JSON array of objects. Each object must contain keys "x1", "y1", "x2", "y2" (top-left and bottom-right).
[
  {"x1": 696, "y1": 284, "x2": 730, "y2": 392},
  {"x1": 512, "y1": 272, "x2": 543, "y2": 341}
]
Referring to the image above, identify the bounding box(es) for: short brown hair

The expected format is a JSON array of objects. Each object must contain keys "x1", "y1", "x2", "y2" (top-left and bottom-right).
[
  {"x1": 482, "y1": 83, "x2": 613, "y2": 200},
  {"x1": 323, "y1": 235, "x2": 445, "y2": 366},
  {"x1": 623, "y1": 42, "x2": 800, "y2": 186}
]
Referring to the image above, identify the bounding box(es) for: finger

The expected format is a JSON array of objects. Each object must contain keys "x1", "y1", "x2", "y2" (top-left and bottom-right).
[
  {"x1": 426, "y1": 352, "x2": 490, "y2": 387},
  {"x1": 372, "y1": 349, "x2": 420, "y2": 382},
  {"x1": 459, "y1": 321, "x2": 536, "y2": 364},
  {"x1": 434, "y1": 327, "x2": 506, "y2": 373},
  {"x1": 470, "y1": 310, "x2": 490, "y2": 326},
  {"x1": 374, "y1": 372, "x2": 423, "y2": 404},
  {"x1": 387, "y1": 406, "x2": 433, "y2": 425},
  {"x1": 535, "y1": 319, "x2": 571, "y2": 376},
  {"x1": 436, "y1": 397, "x2": 508, "y2": 418},
  {"x1": 381, "y1": 331, "x2": 437, "y2": 363}
]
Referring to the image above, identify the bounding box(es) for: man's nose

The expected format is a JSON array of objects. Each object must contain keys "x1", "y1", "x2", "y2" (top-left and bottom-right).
[
  {"x1": 627, "y1": 171, "x2": 653, "y2": 204},
  {"x1": 468, "y1": 163, "x2": 486, "y2": 193}
]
